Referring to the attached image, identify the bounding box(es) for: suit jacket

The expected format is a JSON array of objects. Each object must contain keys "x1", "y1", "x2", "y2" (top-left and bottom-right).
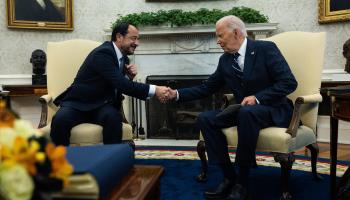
[
  {"x1": 178, "y1": 38, "x2": 298, "y2": 127},
  {"x1": 54, "y1": 41, "x2": 150, "y2": 111},
  {"x1": 15, "y1": 0, "x2": 64, "y2": 22}
]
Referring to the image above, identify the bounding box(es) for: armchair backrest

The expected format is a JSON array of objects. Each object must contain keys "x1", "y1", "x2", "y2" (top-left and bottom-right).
[
  {"x1": 46, "y1": 39, "x2": 101, "y2": 121},
  {"x1": 264, "y1": 32, "x2": 326, "y2": 132}
]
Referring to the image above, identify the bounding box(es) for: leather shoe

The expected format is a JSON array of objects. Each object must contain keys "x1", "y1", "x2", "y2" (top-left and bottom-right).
[
  {"x1": 225, "y1": 184, "x2": 249, "y2": 200},
  {"x1": 204, "y1": 178, "x2": 234, "y2": 199}
]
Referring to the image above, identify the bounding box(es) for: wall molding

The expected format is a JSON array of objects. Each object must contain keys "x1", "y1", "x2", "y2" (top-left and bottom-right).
[
  {"x1": 105, "y1": 23, "x2": 278, "y2": 37},
  {"x1": 104, "y1": 23, "x2": 278, "y2": 55},
  {"x1": 0, "y1": 74, "x2": 32, "y2": 88},
  {"x1": 317, "y1": 116, "x2": 350, "y2": 144},
  {"x1": 321, "y1": 69, "x2": 350, "y2": 81}
]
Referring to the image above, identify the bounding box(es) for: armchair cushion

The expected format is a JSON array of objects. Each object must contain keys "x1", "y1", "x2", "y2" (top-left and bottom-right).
[
  {"x1": 40, "y1": 122, "x2": 133, "y2": 146},
  {"x1": 70, "y1": 123, "x2": 133, "y2": 146},
  {"x1": 221, "y1": 125, "x2": 315, "y2": 153}
]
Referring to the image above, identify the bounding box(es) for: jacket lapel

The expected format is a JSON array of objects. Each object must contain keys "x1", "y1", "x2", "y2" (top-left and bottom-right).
[
  {"x1": 107, "y1": 41, "x2": 120, "y2": 68},
  {"x1": 243, "y1": 39, "x2": 256, "y2": 78}
]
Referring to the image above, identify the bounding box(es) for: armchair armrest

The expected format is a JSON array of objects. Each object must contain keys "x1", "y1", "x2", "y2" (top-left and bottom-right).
[
  {"x1": 38, "y1": 94, "x2": 53, "y2": 128},
  {"x1": 297, "y1": 93, "x2": 323, "y2": 103},
  {"x1": 286, "y1": 93, "x2": 322, "y2": 137}
]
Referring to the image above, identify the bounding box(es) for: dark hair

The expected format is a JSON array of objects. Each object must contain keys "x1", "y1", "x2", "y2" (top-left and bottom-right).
[{"x1": 111, "y1": 22, "x2": 132, "y2": 41}]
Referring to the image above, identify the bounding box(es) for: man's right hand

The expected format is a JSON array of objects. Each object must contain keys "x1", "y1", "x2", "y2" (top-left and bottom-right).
[
  {"x1": 168, "y1": 88, "x2": 177, "y2": 100},
  {"x1": 155, "y1": 86, "x2": 170, "y2": 103}
]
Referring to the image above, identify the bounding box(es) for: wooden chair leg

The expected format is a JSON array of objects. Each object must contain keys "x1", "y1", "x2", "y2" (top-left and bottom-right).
[
  {"x1": 306, "y1": 143, "x2": 323, "y2": 180},
  {"x1": 196, "y1": 140, "x2": 208, "y2": 182},
  {"x1": 274, "y1": 153, "x2": 295, "y2": 200}
]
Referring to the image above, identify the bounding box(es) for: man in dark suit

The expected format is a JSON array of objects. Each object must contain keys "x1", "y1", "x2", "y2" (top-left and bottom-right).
[
  {"x1": 50, "y1": 23, "x2": 170, "y2": 146},
  {"x1": 15, "y1": 0, "x2": 64, "y2": 22},
  {"x1": 168, "y1": 16, "x2": 297, "y2": 199}
]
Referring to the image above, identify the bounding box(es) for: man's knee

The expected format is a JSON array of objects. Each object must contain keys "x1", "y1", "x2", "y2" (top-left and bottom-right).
[
  {"x1": 237, "y1": 106, "x2": 256, "y2": 119},
  {"x1": 197, "y1": 111, "x2": 215, "y2": 124},
  {"x1": 238, "y1": 105, "x2": 255, "y2": 113},
  {"x1": 100, "y1": 111, "x2": 121, "y2": 125},
  {"x1": 50, "y1": 110, "x2": 77, "y2": 146}
]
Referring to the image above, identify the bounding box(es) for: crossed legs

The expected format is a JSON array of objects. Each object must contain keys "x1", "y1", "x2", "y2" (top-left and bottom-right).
[{"x1": 197, "y1": 105, "x2": 273, "y2": 199}]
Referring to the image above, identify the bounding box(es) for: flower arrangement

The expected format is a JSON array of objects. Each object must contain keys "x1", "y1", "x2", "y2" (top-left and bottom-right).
[{"x1": 0, "y1": 100, "x2": 73, "y2": 200}]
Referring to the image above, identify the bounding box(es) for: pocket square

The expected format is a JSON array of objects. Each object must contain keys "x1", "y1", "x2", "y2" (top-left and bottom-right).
[{"x1": 216, "y1": 104, "x2": 242, "y2": 118}]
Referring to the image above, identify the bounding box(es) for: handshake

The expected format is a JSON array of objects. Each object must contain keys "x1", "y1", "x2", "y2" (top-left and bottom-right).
[{"x1": 155, "y1": 86, "x2": 177, "y2": 103}]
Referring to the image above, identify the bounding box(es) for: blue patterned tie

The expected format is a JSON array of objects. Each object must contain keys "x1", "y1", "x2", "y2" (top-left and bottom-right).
[{"x1": 232, "y1": 52, "x2": 243, "y2": 79}]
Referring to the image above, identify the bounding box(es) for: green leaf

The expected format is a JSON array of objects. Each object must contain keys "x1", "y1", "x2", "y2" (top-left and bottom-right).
[{"x1": 111, "y1": 7, "x2": 269, "y2": 29}]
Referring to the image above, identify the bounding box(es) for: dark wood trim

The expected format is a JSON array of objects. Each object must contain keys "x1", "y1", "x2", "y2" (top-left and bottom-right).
[
  {"x1": 107, "y1": 165, "x2": 164, "y2": 200},
  {"x1": 2, "y1": 84, "x2": 47, "y2": 97},
  {"x1": 322, "y1": 86, "x2": 350, "y2": 199},
  {"x1": 319, "y1": 81, "x2": 350, "y2": 116}
]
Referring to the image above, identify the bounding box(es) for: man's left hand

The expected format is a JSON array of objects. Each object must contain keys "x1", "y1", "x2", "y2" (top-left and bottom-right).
[
  {"x1": 241, "y1": 95, "x2": 257, "y2": 106},
  {"x1": 125, "y1": 64, "x2": 137, "y2": 80}
]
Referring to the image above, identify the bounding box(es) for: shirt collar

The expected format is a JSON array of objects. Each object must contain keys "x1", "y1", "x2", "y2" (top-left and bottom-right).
[
  {"x1": 112, "y1": 42, "x2": 123, "y2": 61},
  {"x1": 237, "y1": 37, "x2": 247, "y2": 57}
]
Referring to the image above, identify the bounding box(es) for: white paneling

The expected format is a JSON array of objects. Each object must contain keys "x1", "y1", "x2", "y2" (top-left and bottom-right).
[
  {"x1": 317, "y1": 115, "x2": 350, "y2": 144},
  {"x1": 10, "y1": 96, "x2": 42, "y2": 128}
]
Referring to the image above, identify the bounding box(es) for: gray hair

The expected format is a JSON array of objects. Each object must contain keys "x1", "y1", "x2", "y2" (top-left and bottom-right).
[{"x1": 217, "y1": 15, "x2": 247, "y2": 37}]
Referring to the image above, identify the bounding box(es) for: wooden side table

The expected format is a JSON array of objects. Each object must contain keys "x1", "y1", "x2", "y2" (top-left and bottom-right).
[
  {"x1": 107, "y1": 165, "x2": 164, "y2": 200},
  {"x1": 2, "y1": 84, "x2": 47, "y2": 108},
  {"x1": 2, "y1": 84, "x2": 47, "y2": 96},
  {"x1": 322, "y1": 85, "x2": 350, "y2": 199}
]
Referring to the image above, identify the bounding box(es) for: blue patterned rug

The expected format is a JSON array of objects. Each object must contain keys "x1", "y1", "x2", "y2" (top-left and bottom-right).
[{"x1": 135, "y1": 146, "x2": 349, "y2": 200}]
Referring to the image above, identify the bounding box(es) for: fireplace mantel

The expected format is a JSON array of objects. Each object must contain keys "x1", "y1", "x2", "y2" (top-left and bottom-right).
[{"x1": 104, "y1": 23, "x2": 278, "y2": 55}]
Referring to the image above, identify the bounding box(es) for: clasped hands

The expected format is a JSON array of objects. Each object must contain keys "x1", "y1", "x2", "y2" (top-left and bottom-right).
[{"x1": 155, "y1": 86, "x2": 177, "y2": 103}]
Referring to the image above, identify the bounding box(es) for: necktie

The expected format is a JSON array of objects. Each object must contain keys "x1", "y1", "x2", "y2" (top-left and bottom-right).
[
  {"x1": 232, "y1": 53, "x2": 243, "y2": 79},
  {"x1": 119, "y1": 57, "x2": 125, "y2": 70},
  {"x1": 115, "y1": 57, "x2": 126, "y2": 101}
]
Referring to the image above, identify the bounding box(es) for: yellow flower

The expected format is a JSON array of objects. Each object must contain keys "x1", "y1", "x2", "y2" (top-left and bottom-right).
[
  {"x1": 35, "y1": 152, "x2": 46, "y2": 163},
  {"x1": 45, "y1": 143, "x2": 73, "y2": 187},
  {"x1": 1, "y1": 136, "x2": 40, "y2": 175},
  {"x1": 0, "y1": 120, "x2": 41, "y2": 148},
  {"x1": 1, "y1": 118, "x2": 73, "y2": 193}
]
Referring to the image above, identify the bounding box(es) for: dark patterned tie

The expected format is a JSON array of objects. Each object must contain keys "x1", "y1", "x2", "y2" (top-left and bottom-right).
[
  {"x1": 115, "y1": 57, "x2": 126, "y2": 101},
  {"x1": 232, "y1": 52, "x2": 243, "y2": 79},
  {"x1": 119, "y1": 57, "x2": 125, "y2": 71}
]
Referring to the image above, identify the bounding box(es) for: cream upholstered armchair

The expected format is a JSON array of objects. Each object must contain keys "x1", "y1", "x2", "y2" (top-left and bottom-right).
[
  {"x1": 196, "y1": 32, "x2": 326, "y2": 200},
  {"x1": 38, "y1": 39, "x2": 134, "y2": 148}
]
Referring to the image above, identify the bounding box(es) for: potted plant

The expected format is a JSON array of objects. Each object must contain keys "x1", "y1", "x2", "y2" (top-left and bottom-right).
[{"x1": 111, "y1": 7, "x2": 269, "y2": 28}]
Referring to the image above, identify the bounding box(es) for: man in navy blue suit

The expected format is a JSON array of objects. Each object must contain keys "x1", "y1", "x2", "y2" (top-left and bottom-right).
[
  {"x1": 168, "y1": 16, "x2": 297, "y2": 199},
  {"x1": 51, "y1": 23, "x2": 170, "y2": 146}
]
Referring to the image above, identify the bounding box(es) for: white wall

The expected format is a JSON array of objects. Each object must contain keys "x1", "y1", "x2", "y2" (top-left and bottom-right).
[{"x1": 0, "y1": 0, "x2": 349, "y2": 75}]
